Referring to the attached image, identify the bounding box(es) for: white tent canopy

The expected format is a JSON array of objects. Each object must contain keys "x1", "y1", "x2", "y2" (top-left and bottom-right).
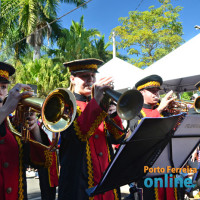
[
  {"x1": 97, "y1": 57, "x2": 141, "y2": 91},
  {"x1": 133, "y1": 33, "x2": 200, "y2": 93}
]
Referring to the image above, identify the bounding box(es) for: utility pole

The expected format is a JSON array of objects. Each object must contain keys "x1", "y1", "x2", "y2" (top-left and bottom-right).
[{"x1": 112, "y1": 31, "x2": 116, "y2": 58}]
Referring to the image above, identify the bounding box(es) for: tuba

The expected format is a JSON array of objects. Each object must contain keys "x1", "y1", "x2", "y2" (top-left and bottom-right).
[
  {"x1": 103, "y1": 88, "x2": 144, "y2": 132},
  {"x1": 5, "y1": 88, "x2": 77, "y2": 151}
]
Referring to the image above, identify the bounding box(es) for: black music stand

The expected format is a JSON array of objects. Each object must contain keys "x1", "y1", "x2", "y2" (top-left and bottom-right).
[
  {"x1": 86, "y1": 113, "x2": 188, "y2": 197},
  {"x1": 145, "y1": 114, "x2": 200, "y2": 177}
]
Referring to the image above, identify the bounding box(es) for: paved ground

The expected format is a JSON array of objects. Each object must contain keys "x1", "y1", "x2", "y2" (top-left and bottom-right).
[{"x1": 27, "y1": 177, "x2": 130, "y2": 200}]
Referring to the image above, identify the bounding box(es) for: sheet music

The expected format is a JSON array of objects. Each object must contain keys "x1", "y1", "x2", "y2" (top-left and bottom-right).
[{"x1": 175, "y1": 115, "x2": 200, "y2": 136}]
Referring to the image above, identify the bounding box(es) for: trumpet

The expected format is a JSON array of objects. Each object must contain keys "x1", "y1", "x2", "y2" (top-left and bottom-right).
[
  {"x1": 5, "y1": 88, "x2": 77, "y2": 151},
  {"x1": 167, "y1": 99, "x2": 196, "y2": 114}
]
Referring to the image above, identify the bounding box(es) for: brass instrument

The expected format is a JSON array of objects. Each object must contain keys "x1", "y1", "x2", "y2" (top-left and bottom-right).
[
  {"x1": 194, "y1": 96, "x2": 200, "y2": 113},
  {"x1": 104, "y1": 88, "x2": 144, "y2": 132},
  {"x1": 5, "y1": 88, "x2": 77, "y2": 151},
  {"x1": 167, "y1": 100, "x2": 194, "y2": 115}
]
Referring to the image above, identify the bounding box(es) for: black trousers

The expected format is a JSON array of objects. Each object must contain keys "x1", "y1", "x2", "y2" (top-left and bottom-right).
[{"x1": 38, "y1": 168, "x2": 57, "y2": 200}]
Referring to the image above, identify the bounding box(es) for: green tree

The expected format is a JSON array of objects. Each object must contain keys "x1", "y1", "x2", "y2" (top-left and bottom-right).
[
  {"x1": 112, "y1": 1, "x2": 183, "y2": 68},
  {"x1": 0, "y1": 0, "x2": 86, "y2": 60},
  {"x1": 15, "y1": 57, "x2": 70, "y2": 97},
  {"x1": 47, "y1": 16, "x2": 125, "y2": 63},
  {"x1": 57, "y1": 15, "x2": 101, "y2": 60}
]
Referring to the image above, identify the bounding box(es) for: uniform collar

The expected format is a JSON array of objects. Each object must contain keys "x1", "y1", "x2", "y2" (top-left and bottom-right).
[
  {"x1": 74, "y1": 93, "x2": 91, "y2": 102},
  {"x1": 143, "y1": 103, "x2": 157, "y2": 109}
]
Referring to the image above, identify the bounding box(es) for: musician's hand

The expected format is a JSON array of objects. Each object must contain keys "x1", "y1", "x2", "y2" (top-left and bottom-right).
[
  {"x1": 108, "y1": 103, "x2": 117, "y2": 115},
  {"x1": 157, "y1": 90, "x2": 176, "y2": 113},
  {"x1": 191, "y1": 148, "x2": 198, "y2": 162},
  {"x1": 27, "y1": 112, "x2": 42, "y2": 142},
  {"x1": 3, "y1": 83, "x2": 33, "y2": 115},
  {"x1": 93, "y1": 77, "x2": 113, "y2": 105}
]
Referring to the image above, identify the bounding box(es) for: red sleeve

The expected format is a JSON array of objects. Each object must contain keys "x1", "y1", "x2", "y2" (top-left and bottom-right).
[
  {"x1": 105, "y1": 115, "x2": 124, "y2": 140},
  {"x1": 74, "y1": 98, "x2": 107, "y2": 141}
]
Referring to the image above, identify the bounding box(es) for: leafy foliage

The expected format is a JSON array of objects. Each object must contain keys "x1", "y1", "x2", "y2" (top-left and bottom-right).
[
  {"x1": 14, "y1": 57, "x2": 70, "y2": 97},
  {"x1": 112, "y1": 2, "x2": 183, "y2": 68}
]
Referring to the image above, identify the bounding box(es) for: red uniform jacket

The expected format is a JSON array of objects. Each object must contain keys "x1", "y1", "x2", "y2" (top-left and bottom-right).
[
  {"x1": 59, "y1": 94, "x2": 124, "y2": 200},
  {"x1": 0, "y1": 120, "x2": 58, "y2": 200}
]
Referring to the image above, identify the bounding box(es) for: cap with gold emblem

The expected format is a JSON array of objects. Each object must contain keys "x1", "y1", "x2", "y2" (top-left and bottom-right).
[
  {"x1": 135, "y1": 74, "x2": 163, "y2": 91},
  {"x1": 195, "y1": 81, "x2": 200, "y2": 91},
  {"x1": 63, "y1": 58, "x2": 103, "y2": 75},
  {"x1": 0, "y1": 62, "x2": 15, "y2": 83}
]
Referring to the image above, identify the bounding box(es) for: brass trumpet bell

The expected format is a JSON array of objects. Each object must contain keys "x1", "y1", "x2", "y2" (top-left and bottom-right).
[
  {"x1": 115, "y1": 89, "x2": 143, "y2": 120},
  {"x1": 105, "y1": 88, "x2": 143, "y2": 120},
  {"x1": 41, "y1": 88, "x2": 77, "y2": 132},
  {"x1": 6, "y1": 88, "x2": 77, "y2": 151},
  {"x1": 104, "y1": 88, "x2": 144, "y2": 132},
  {"x1": 194, "y1": 96, "x2": 200, "y2": 113}
]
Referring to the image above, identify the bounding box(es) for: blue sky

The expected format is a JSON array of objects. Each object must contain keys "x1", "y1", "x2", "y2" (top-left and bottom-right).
[{"x1": 56, "y1": 0, "x2": 200, "y2": 56}]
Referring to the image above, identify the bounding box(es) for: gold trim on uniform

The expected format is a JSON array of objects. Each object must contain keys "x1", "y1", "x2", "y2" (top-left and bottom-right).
[
  {"x1": 105, "y1": 118, "x2": 124, "y2": 140},
  {"x1": 137, "y1": 81, "x2": 160, "y2": 91},
  {"x1": 74, "y1": 106, "x2": 119, "y2": 199},
  {"x1": 105, "y1": 123, "x2": 119, "y2": 200},
  {"x1": 0, "y1": 70, "x2": 9, "y2": 80},
  {"x1": 15, "y1": 135, "x2": 24, "y2": 200},
  {"x1": 86, "y1": 140, "x2": 94, "y2": 200},
  {"x1": 69, "y1": 64, "x2": 97, "y2": 72}
]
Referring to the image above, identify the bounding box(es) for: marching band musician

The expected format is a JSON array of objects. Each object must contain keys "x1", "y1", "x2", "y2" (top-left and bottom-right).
[
  {"x1": 127, "y1": 74, "x2": 181, "y2": 200},
  {"x1": 0, "y1": 62, "x2": 58, "y2": 200},
  {"x1": 58, "y1": 58, "x2": 125, "y2": 200}
]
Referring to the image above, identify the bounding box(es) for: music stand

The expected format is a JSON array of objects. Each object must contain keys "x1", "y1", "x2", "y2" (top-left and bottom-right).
[
  {"x1": 146, "y1": 114, "x2": 200, "y2": 177},
  {"x1": 86, "y1": 114, "x2": 186, "y2": 197}
]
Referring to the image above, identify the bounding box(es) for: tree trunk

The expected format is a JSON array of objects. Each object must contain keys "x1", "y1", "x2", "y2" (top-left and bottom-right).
[{"x1": 33, "y1": 45, "x2": 41, "y2": 60}]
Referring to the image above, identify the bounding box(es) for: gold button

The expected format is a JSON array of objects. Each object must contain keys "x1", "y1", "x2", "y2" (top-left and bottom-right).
[
  {"x1": 0, "y1": 139, "x2": 4, "y2": 144},
  {"x1": 6, "y1": 187, "x2": 12, "y2": 194},
  {"x1": 3, "y1": 162, "x2": 9, "y2": 168}
]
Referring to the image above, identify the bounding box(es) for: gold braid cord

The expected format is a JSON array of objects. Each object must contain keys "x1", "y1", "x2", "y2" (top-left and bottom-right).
[
  {"x1": 106, "y1": 119, "x2": 124, "y2": 140},
  {"x1": 74, "y1": 106, "x2": 118, "y2": 199},
  {"x1": 87, "y1": 111, "x2": 107, "y2": 138},
  {"x1": 154, "y1": 187, "x2": 159, "y2": 200},
  {"x1": 86, "y1": 140, "x2": 94, "y2": 200},
  {"x1": 44, "y1": 150, "x2": 53, "y2": 168},
  {"x1": 104, "y1": 122, "x2": 119, "y2": 200},
  {"x1": 74, "y1": 106, "x2": 107, "y2": 142},
  {"x1": 174, "y1": 174, "x2": 178, "y2": 200},
  {"x1": 15, "y1": 135, "x2": 24, "y2": 200},
  {"x1": 137, "y1": 81, "x2": 160, "y2": 91}
]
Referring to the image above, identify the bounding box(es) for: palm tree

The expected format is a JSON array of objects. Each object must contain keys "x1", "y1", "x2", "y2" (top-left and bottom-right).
[
  {"x1": 57, "y1": 15, "x2": 101, "y2": 60},
  {"x1": 0, "y1": 0, "x2": 86, "y2": 60}
]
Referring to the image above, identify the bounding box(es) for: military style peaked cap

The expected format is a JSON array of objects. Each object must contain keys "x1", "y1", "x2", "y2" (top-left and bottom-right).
[
  {"x1": 135, "y1": 74, "x2": 163, "y2": 91},
  {"x1": 0, "y1": 62, "x2": 15, "y2": 83},
  {"x1": 195, "y1": 81, "x2": 200, "y2": 91},
  {"x1": 63, "y1": 58, "x2": 103, "y2": 74}
]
